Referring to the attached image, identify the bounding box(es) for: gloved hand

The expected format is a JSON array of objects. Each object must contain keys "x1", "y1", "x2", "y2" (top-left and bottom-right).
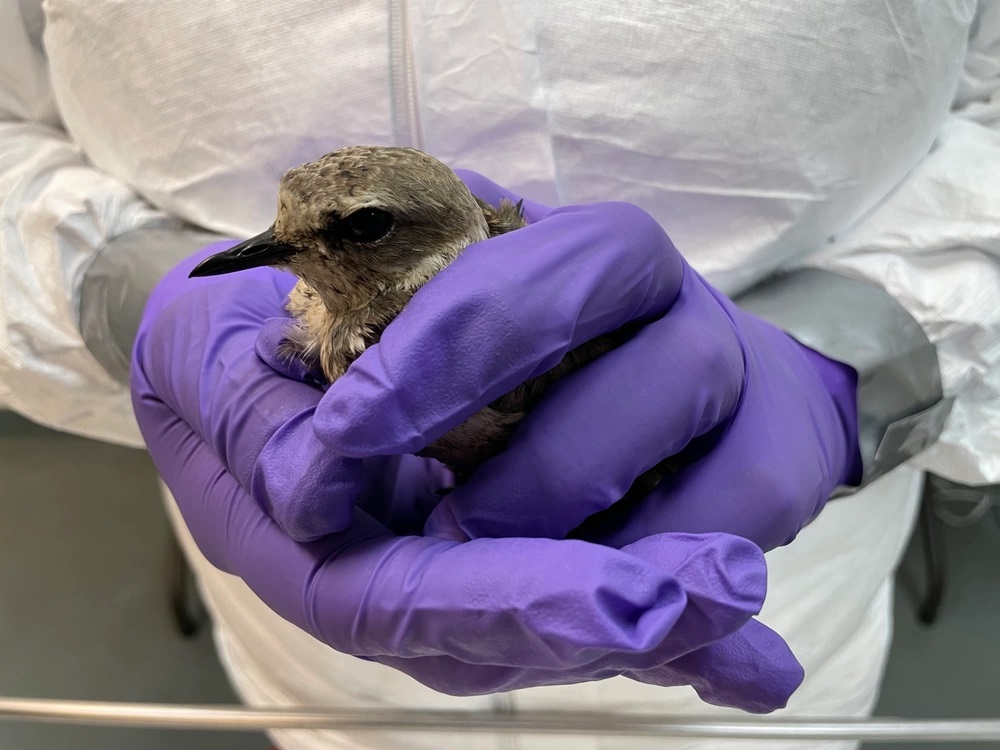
[
  {"x1": 130, "y1": 184, "x2": 805, "y2": 713},
  {"x1": 314, "y1": 170, "x2": 864, "y2": 553}
]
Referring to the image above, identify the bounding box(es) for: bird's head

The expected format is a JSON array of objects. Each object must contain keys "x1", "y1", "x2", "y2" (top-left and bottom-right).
[{"x1": 189, "y1": 146, "x2": 491, "y2": 309}]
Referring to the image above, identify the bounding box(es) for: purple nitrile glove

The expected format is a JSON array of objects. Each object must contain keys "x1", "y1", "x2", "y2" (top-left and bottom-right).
[
  {"x1": 130, "y1": 239, "x2": 803, "y2": 711},
  {"x1": 312, "y1": 170, "x2": 863, "y2": 553}
]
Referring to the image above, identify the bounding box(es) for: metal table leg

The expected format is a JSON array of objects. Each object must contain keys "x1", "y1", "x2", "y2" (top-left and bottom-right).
[
  {"x1": 917, "y1": 476, "x2": 946, "y2": 625},
  {"x1": 168, "y1": 535, "x2": 206, "y2": 637}
]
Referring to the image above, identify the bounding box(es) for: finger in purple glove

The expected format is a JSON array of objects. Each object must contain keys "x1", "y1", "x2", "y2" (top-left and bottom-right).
[{"x1": 312, "y1": 200, "x2": 685, "y2": 459}]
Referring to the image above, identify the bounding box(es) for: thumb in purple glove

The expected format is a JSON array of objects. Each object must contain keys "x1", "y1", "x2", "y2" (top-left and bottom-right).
[
  {"x1": 130, "y1": 244, "x2": 372, "y2": 542},
  {"x1": 256, "y1": 314, "x2": 451, "y2": 535}
]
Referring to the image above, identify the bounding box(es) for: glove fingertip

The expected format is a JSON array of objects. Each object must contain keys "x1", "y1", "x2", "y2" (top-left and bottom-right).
[
  {"x1": 314, "y1": 365, "x2": 426, "y2": 457},
  {"x1": 253, "y1": 413, "x2": 367, "y2": 540},
  {"x1": 688, "y1": 621, "x2": 805, "y2": 714},
  {"x1": 280, "y1": 504, "x2": 357, "y2": 543},
  {"x1": 626, "y1": 620, "x2": 804, "y2": 714},
  {"x1": 256, "y1": 317, "x2": 327, "y2": 385},
  {"x1": 267, "y1": 467, "x2": 361, "y2": 542}
]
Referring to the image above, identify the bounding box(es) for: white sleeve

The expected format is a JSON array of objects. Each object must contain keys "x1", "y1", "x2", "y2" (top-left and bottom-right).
[
  {"x1": 801, "y1": 4, "x2": 1000, "y2": 486},
  {"x1": 0, "y1": 2, "x2": 177, "y2": 447},
  {"x1": 952, "y1": 0, "x2": 1000, "y2": 128}
]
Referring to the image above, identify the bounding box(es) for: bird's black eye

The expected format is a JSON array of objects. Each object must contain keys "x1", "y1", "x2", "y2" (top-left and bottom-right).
[{"x1": 343, "y1": 208, "x2": 394, "y2": 243}]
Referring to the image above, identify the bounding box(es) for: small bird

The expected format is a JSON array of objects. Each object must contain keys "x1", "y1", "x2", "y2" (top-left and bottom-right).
[{"x1": 190, "y1": 146, "x2": 678, "y2": 510}]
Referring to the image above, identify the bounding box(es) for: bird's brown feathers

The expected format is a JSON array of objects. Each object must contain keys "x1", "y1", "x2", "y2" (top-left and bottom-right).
[
  {"x1": 259, "y1": 146, "x2": 679, "y2": 510},
  {"x1": 476, "y1": 196, "x2": 527, "y2": 236}
]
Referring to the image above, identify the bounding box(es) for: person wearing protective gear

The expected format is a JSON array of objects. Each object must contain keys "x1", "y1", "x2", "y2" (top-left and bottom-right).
[{"x1": 3, "y1": 2, "x2": 1000, "y2": 749}]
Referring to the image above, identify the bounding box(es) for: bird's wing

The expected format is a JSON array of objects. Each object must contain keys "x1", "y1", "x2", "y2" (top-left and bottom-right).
[{"x1": 475, "y1": 196, "x2": 526, "y2": 237}]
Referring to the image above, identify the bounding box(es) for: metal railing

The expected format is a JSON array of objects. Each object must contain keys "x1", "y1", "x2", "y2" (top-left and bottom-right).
[{"x1": 0, "y1": 698, "x2": 998, "y2": 742}]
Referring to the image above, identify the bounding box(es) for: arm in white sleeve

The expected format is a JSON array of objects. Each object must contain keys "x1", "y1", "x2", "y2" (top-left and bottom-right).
[
  {"x1": 735, "y1": 267, "x2": 954, "y2": 493},
  {"x1": 801, "y1": 115, "x2": 1000, "y2": 489},
  {"x1": 737, "y1": 3, "x2": 1000, "y2": 489},
  {"x1": 737, "y1": 2, "x2": 1000, "y2": 490},
  {"x1": 0, "y1": 1, "x2": 179, "y2": 447}
]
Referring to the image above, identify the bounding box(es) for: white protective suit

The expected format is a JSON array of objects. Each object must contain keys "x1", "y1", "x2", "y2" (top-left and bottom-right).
[{"x1": 2, "y1": 1, "x2": 1000, "y2": 749}]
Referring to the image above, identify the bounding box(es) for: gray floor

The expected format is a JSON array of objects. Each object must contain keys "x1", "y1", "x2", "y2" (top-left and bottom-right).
[
  {"x1": 0, "y1": 413, "x2": 269, "y2": 750},
  {"x1": 0, "y1": 411, "x2": 997, "y2": 750},
  {"x1": 863, "y1": 494, "x2": 1000, "y2": 750}
]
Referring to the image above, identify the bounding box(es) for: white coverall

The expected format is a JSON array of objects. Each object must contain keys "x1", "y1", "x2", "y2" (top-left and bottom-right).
[{"x1": 2, "y1": 2, "x2": 1000, "y2": 749}]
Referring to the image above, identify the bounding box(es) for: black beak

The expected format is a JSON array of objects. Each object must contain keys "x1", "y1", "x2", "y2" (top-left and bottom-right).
[{"x1": 188, "y1": 228, "x2": 300, "y2": 278}]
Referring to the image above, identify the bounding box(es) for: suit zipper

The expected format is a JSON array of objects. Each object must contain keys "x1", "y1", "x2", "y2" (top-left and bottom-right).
[{"x1": 388, "y1": 0, "x2": 425, "y2": 149}]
